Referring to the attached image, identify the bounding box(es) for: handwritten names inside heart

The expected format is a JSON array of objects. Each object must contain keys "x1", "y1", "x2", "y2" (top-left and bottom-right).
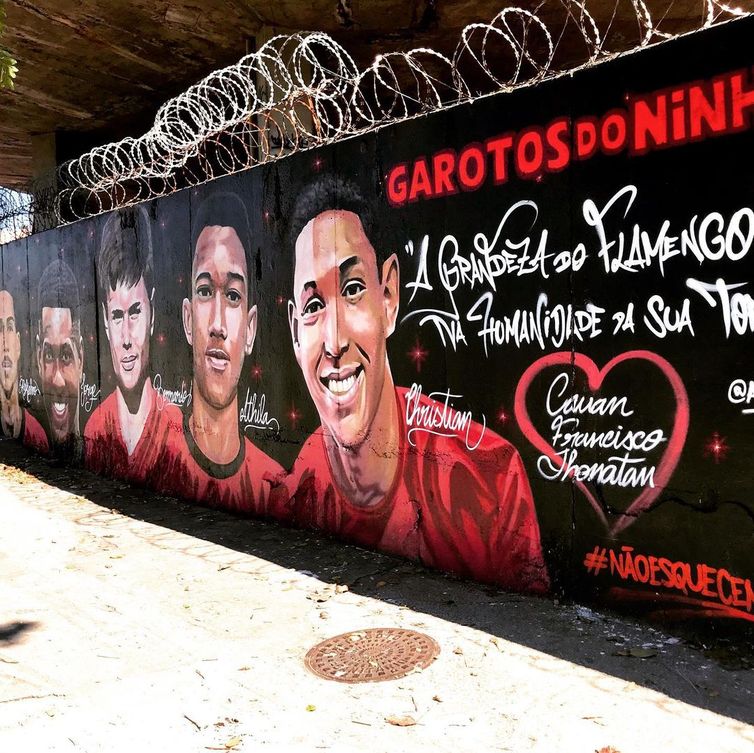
[
  {"x1": 537, "y1": 370, "x2": 667, "y2": 489},
  {"x1": 514, "y1": 350, "x2": 689, "y2": 535}
]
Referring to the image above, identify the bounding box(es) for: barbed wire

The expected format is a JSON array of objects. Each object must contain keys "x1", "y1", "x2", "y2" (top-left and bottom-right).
[{"x1": 1, "y1": 0, "x2": 751, "y2": 242}]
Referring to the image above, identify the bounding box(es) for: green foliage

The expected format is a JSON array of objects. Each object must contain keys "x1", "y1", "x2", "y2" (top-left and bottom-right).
[{"x1": 0, "y1": 1, "x2": 17, "y2": 89}]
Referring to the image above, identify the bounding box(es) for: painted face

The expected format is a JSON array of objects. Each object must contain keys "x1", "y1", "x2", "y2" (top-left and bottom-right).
[
  {"x1": 37, "y1": 307, "x2": 82, "y2": 444},
  {"x1": 184, "y1": 226, "x2": 256, "y2": 412},
  {"x1": 104, "y1": 277, "x2": 152, "y2": 396},
  {"x1": 0, "y1": 291, "x2": 20, "y2": 397},
  {"x1": 290, "y1": 210, "x2": 398, "y2": 450}
]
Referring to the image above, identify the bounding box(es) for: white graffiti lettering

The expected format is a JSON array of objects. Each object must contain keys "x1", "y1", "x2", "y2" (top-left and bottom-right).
[
  {"x1": 239, "y1": 389, "x2": 280, "y2": 432},
  {"x1": 642, "y1": 296, "x2": 694, "y2": 338},
  {"x1": 546, "y1": 372, "x2": 633, "y2": 418},
  {"x1": 585, "y1": 186, "x2": 754, "y2": 276},
  {"x1": 728, "y1": 378, "x2": 754, "y2": 415},
  {"x1": 538, "y1": 449, "x2": 658, "y2": 488},
  {"x1": 153, "y1": 373, "x2": 192, "y2": 411},
  {"x1": 466, "y1": 292, "x2": 604, "y2": 356},
  {"x1": 19, "y1": 377, "x2": 40, "y2": 402},
  {"x1": 405, "y1": 382, "x2": 485, "y2": 450},
  {"x1": 402, "y1": 186, "x2": 754, "y2": 353},
  {"x1": 79, "y1": 374, "x2": 100, "y2": 413},
  {"x1": 686, "y1": 278, "x2": 754, "y2": 337},
  {"x1": 537, "y1": 371, "x2": 666, "y2": 489}
]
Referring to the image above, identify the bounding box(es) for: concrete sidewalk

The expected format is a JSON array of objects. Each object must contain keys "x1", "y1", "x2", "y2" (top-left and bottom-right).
[{"x1": 0, "y1": 440, "x2": 752, "y2": 753}]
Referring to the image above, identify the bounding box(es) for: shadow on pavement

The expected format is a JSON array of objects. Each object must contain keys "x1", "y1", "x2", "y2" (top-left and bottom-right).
[
  {"x1": 1, "y1": 440, "x2": 752, "y2": 726},
  {"x1": 0, "y1": 621, "x2": 39, "y2": 645}
]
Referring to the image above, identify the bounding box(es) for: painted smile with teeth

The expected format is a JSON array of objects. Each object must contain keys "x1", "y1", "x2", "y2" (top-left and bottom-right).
[
  {"x1": 321, "y1": 365, "x2": 363, "y2": 396},
  {"x1": 52, "y1": 401, "x2": 68, "y2": 417},
  {"x1": 121, "y1": 354, "x2": 137, "y2": 371}
]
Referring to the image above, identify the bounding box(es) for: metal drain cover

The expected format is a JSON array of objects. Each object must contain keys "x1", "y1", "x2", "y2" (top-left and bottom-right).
[{"x1": 304, "y1": 628, "x2": 440, "y2": 683}]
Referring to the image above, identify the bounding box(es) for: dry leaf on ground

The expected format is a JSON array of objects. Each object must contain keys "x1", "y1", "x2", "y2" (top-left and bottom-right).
[{"x1": 385, "y1": 715, "x2": 417, "y2": 727}]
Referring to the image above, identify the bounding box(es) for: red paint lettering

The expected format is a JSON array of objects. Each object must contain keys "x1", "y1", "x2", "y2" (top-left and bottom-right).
[
  {"x1": 609, "y1": 548, "x2": 625, "y2": 577},
  {"x1": 670, "y1": 88, "x2": 687, "y2": 142},
  {"x1": 457, "y1": 144, "x2": 486, "y2": 190},
  {"x1": 717, "y1": 568, "x2": 733, "y2": 606},
  {"x1": 730, "y1": 576, "x2": 745, "y2": 605},
  {"x1": 633, "y1": 554, "x2": 650, "y2": 584},
  {"x1": 688, "y1": 80, "x2": 727, "y2": 139},
  {"x1": 600, "y1": 110, "x2": 627, "y2": 154},
  {"x1": 730, "y1": 70, "x2": 754, "y2": 129},
  {"x1": 631, "y1": 94, "x2": 668, "y2": 153},
  {"x1": 386, "y1": 163, "x2": 408, "y2": 206},
  {"x1": 545, "y1": 118, "x2": 570, "y2": 171},
  {"x1": 408, "y1": 157, "x2": 432, "y2": 202},
  {"x1": 658, "y1": 557, "x2": 674, "y2": 586},
  {"x1": 623, "y1": 549, "x2": 637, "y2": 581},
  {"x1": 596, "y1": 547, "x2": 752, "y2": 620},
  {"x1": 686, "y1": 563, "x2": 710, "y2": 595},
  {"x1": 384, "y1": 67, "x2": 754, "y2": 208},
  {"x1": 486, "y1": 134, "x2": 514, "y2": 184},
  {"x1": 575, "y1": 118, "x2": 598, "y2": 159},
  {"x1": 744, "y1": 577, "x2": 754, "y2": 610},
  {"x1": 516, "y1": 128, "x2": 544, "y2": 177},
  {"x1": 432, "y1": 150, "x2": 458, "y2": 196},
  {"x1": 672, "y1": 561, "x2": 689, "y2": 593},
  {"x1": 700, "y1": 565, "x2": 716, "y2": 598}
]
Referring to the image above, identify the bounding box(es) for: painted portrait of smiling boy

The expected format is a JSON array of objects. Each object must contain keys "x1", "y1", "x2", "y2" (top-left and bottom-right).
[
  {"x1": 0, "y1": 288, "x2": 48, "y2": 453},
  {"x1": 35, "y1": 259, "x2": 84, "y2": 455},
  {"x1": 85, "y1": 206, "x2": 181, "y2": 481},
  {"x1": 155, "y1": 191, "x2": 283, "y2": 512},
  {"x1": 281, "y1": 175, "x2": 549, "y2": 592}
]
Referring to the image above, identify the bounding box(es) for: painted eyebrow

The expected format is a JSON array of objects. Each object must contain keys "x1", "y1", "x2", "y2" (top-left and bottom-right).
[
  {"x1": 194, "y1": 271, "x2": 212, "y2": 285},
  {"x1": 338, "y1": 256, "x2": 360, "y2": 281},
  {"x1": 195, "y1": 271, "x2": 246, "y2": 286},
  {"x1": 226, "y1": 271, "x2": 246, "y2": 286},
  {"x1": 110, "y1": 307, "x2": 125, "y2": 317},
  {"x1": 127, "y1": 302, "x2": 141, "y2": 316},
  {"x1": 300, "y1": 281, "x2": 318, "y2": 299}
]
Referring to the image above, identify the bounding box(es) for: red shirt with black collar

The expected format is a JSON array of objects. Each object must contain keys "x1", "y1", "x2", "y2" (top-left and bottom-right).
[
  {"x1": 278, "y1": 386, "x2": 549, "y2": 593},
  {"x1": 154, "y1": 410, "x2": 285, "y2": 515}
]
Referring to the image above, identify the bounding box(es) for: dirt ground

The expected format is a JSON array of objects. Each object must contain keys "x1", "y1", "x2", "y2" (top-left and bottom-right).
[{"x1": 0, "y1": 438, "x2": 752, "y2": 753}]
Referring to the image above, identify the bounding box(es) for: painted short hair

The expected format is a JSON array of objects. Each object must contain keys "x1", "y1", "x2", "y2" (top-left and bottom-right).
[
  {"x1": 190, "y1": 191, "x2": 255, "y2": 301},
  {"x1": 288, "y1": 174, "x2": 387, "y2": 266},
  {"x1": 38, "y1": 258, "x2": 81, "y2": 338},
  {"x1": 98, "y1": 206, "x2": 154, "y2": 305}
]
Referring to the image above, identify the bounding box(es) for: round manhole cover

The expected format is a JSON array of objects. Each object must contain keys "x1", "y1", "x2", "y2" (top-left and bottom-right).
[{"x1": 304, "y1": 628, "x2": 440, "y2": 683}]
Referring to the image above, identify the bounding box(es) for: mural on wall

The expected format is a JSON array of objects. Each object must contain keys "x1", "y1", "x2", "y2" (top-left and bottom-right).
[
  {"x1": 155, "y1": 190, "x2": 284, "y2": 512},
  {"x1": 1, "y1": 18, "x2": 753, "y2": 622},
  {"x1": 84, "y1": 206, "x2": 180, "y2": 481},
  {"x1": 279, "y1": 175, "x2": 549, "y2": 591},
  {"x1": 36, "y1": 259, "x2": 84, "y2": 455},
  {"x1": 0, "y1": 244, "x2": 47, "y2": 454}
]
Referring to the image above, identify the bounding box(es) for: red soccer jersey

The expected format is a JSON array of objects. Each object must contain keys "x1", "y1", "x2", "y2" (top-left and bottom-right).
[
  {"x1": 154, "y1": 410, "x2": 284, "y2": 515},
  {"x1": 22, "y1": 409, "x2": 49, "y2": 455},
  {"x1": 281, "y1": 386, "x2": 549, "y2": 593},
  {"x1": 84, "y1": 390, "x2": 183, "y2": 484}
]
